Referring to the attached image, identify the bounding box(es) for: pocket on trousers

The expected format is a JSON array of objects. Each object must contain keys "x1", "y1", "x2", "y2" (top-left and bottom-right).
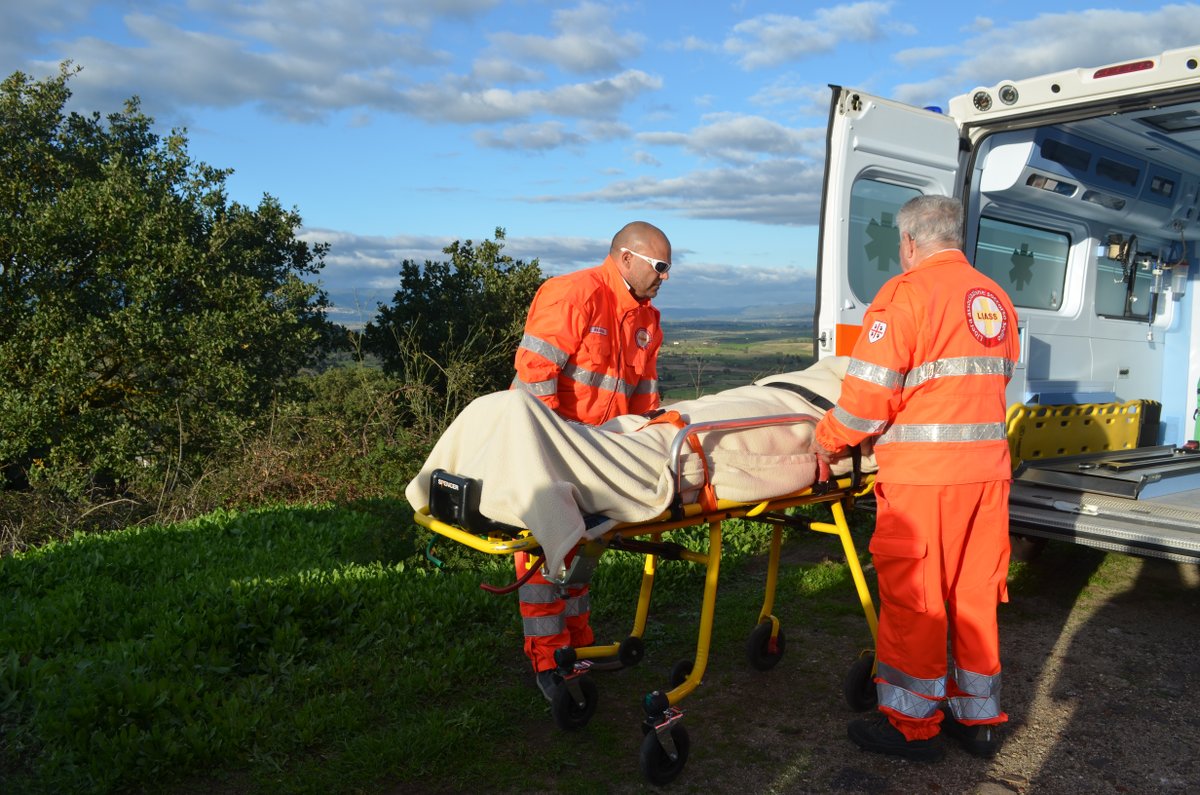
[{"x1": 868, "y1": 535, "x2": 929, "y2": 613}]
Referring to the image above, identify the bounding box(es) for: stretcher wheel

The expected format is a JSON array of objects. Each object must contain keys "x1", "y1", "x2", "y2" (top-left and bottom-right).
[
  {"x1": 844, "y1": 651, "x2": 878, "y2": 711},
  {"x1": 745, "y1": 621, "x2": 786, "y2": 671},
  {"x1": 619, "y1": 635, "x2": 646, "y2": 667},
  {"x1": 551, "y1": 675, "x2": 598, "y2": 730},
  {"x1": 639, "y1": 723, "x2": 690, "y2": 786},
  {"x1": 668, "y1": 659, "x2": 693, "y2": 688}
]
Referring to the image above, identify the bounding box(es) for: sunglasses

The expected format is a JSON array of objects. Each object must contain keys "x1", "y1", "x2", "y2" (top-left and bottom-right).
[{"x1": 621, "y1": 247, "x2": 671, "y2": 275}]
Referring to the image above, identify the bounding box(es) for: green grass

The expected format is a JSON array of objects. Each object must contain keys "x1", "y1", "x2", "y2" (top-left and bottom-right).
[{"x1": 0, "y1": 499, "x2": 879, "y2": 794}]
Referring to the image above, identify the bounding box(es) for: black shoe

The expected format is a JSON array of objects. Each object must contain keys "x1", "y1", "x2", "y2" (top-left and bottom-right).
[
  {"x1": 940, "y1": 706, "x2": 1000, "y2": 758},
  {"x1": 535, "y1": 670, "x2": 559, "y2": 702},
  {"x1": 847, "y1": 714, "x2": 944, "y2": 762}
]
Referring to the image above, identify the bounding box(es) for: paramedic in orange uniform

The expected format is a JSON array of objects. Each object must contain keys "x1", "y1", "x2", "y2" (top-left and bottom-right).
[
  {"x1": 511, "y1": 220, "x2": 670, "y2": 699},
  {"x1": 811, "y1": 195, "x2": 1019, "y2": 761}
]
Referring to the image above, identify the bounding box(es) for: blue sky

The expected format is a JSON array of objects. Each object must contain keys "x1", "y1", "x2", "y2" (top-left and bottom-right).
[{"x1": 5, "y1": 2, "x2": 1200, "y2": 326}]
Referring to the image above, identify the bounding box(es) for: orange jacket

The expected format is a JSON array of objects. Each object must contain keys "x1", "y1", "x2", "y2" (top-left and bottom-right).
[
  {"x1": 513, "y1": 255, "x2": 662, "y2": 424},
  {"x1": 816, "y1": 249, "x2": 1019, "y2": 484}
]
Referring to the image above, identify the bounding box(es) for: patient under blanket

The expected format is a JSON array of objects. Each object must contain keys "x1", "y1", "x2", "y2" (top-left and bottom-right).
[{"x1": 405, "y1": 356, "x2": 875, "y2": 577}]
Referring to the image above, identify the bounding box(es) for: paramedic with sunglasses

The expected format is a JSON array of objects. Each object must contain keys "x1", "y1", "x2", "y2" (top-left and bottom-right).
[{"x1": 511, "y1": 220, "x2": 671, "y2": 700}]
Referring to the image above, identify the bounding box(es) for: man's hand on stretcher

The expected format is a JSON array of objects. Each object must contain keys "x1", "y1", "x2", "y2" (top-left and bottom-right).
[
  {"x1": 809, "y1": 436, "x2": 846, "y2": 485},
  {"x1": 809, "y1": 436, "x2": 846, "y2": 466}
]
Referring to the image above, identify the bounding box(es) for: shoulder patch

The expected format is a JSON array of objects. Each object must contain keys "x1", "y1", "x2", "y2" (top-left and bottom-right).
[
  {"x1": 867, "y1": 320, "x2": 887, "y2": 343},
  {"x1": 965, "y1": 288, "x2": 1008, "y2": 345}
]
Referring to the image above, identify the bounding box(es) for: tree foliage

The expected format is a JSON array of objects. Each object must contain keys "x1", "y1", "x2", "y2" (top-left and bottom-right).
[
  {"x1": 364, "y1": 229, "x2": 543, "y2": 428},
  {"x1": 0, "y1": 65, "x2": 330, "y2": 496}
]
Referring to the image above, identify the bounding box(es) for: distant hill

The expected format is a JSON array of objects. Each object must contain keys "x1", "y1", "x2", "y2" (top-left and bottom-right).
[{"x1": 658, "y1": 302, "x2": 813, "y2": 322}]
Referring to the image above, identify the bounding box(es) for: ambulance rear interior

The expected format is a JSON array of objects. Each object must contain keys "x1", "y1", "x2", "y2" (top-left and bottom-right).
[{"x1": 819, "y1": 47, "x2": 1200, "y2": 562}]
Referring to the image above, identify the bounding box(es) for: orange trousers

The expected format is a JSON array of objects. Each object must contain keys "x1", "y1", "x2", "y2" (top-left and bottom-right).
[
  {"x1": 514, "y1": 550, "x2": 594, "y2": 673},
  {"x1": 870, "y1": 480, "x2": 1011, "y2": 740}
]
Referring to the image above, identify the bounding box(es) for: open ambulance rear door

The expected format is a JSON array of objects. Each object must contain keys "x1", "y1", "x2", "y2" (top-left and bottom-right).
[{"x1": 814, "y1": 88, "x2": 962, "y2": 359}]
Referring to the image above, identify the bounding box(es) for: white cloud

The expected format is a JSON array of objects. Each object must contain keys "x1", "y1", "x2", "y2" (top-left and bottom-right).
[
  {"x1": 471, "y1": 57, "x2": 544, "y2": 85},
  {"x1": 538, "y1": 157, "x2": 827, "y2": 226},
  {"x1": 892, "y1": 6, "x2": 1200, "y2": 109},
  {"x1": 194, "y1": 0, "x2": 498, "y2": 32},
  {"x1": 632, "y1": 150, "x2": 662, "y2": 167},
  {"x1": 473, "y1": 121, "x2": 588, "y2": 151},
  {"x1": 965, "y1": 16, "x2": 995, "y2": 34},
  {"x1": 749, "y1": 79, "x2": 831, "y2": 117},
  {"x1": 722, "y1": 2, "x2": 907, "y2": 70},
  {"x1": 395, "y1": 69, "x2": 662, "y2": 123},
  {"x1": 0, "y1": 0, "x2": 94, "y2": 64},
  {"x1": 638, "y1": 113, "x2": 824, "y2": 164},
  {"x1": 17, "y1": 0, "x2": 659, "y2": 126},
  {"x1": 486, "y1": 1, "x2": 641, "y2": 74}
]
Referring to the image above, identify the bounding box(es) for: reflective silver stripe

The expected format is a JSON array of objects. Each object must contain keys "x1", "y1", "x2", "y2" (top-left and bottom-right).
[
  {"x1": 948, "y1": 693, "x2": 1003, "y2": 721},
  {"x1": 562, "y1": 363, "x2": 635, "y2": 398},
  {"x1": 948, "y1": 666, "x2": 1003, "y2": 721},
  {"x1": 904, "y1": 356, "x2": 1015, "y2": 389},
  {"x1": 877, "y1": 661, "x2": 946, "y2": 699},
  {"x1": 948, "y1": 693, "x2": 1002, "y2": 721},
  {"x1": 512, "y1": 376, "x2": 557, "y2": 397},
  {"x1": 832, "y1": 405, "x2": 889, "y2": 434},
  {"x1": 522, "y1": 615, "x2": 564, "y2": 638},
  {"x1": 633, "y1": 378, "x2": 658, "y2": 395},
  {"x1": 519, "y1": 333, "x2": 569, "y2": 367},
  {"x1": 518, "y1": 583, "x2": 562, "y2": 605},
  {"x1": 564, "y1": 592, "x2": 590, "y2": 617},
  {"x1": 877, "y1": 682, "x2": 942, "y2": 719},
  {"x1": 847, "y1": 358, "x2": 904, "y2": 391},
  {"x1": 876, "y1": 421, "x2": 1007, "y2": 445}
]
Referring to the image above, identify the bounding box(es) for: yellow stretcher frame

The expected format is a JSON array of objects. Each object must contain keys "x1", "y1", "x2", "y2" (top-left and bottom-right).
[{"x1": 410, "y1": 415, "x2": 880, "y2": 786}]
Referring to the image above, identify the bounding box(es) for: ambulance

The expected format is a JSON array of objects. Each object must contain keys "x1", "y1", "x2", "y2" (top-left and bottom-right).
[{"x1": 815, "y1": 46, "x2": 1200, "y2": 563}]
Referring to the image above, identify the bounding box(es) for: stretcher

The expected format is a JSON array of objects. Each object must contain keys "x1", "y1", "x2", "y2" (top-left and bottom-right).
[{"x1": 411, "y1": 412, "x2": 881, "y2": 786}]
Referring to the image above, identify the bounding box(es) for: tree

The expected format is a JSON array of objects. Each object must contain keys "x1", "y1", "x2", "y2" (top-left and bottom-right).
[
  {"x1": 0, "y1": 65, "x2": 330, "y2": 497},
  {"x1": 364, "y1": 229, "x2": 543, "y2": 433}
]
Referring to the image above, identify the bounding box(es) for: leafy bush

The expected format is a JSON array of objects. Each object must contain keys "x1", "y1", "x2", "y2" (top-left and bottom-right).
[
  {"x1": 364, "y1": 229, "x2": 542, "y2": 432},
  {"x1": 191, "y1": 366, "x2": 427, "y2": 511},
  {"x1": 0, "y1": 66, "x2": 329, "y2": 523}
]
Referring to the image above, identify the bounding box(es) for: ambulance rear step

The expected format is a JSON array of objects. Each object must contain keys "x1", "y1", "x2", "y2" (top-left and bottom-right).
[{"x1": 1009, "y1": 447, "x2": 1200, "y2": 564}]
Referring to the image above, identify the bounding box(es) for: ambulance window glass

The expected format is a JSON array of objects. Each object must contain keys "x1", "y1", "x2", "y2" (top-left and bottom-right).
[
  {"x1": 1095, "y1": 243, "x2": 1152, "y2": 321},
  {"x1": 849, "y1": 180, "x2": 920, "y2": 303},
  {"x1": 974, "y1": 217, "x2": 1069, "y2": 311}
]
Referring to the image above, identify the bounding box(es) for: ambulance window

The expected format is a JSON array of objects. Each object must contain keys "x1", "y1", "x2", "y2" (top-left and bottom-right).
[
  {"x1": 974, "y1": 217, "x2": 1069, "y2": 311},
  {"x1": 1095, "y1": 249, "x2": 1152, "y2": 321},
  {"x1": 848, "y1": 180, "x2": 920, "y2": 303}
]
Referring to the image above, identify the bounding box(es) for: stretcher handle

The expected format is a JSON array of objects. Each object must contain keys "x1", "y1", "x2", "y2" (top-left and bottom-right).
[
  {"x1": 666, "y1": 413, "x2": 821, "y2": 496},
  {"x1": 479, "y1": 554, "x2": 542, "y2": 595}
]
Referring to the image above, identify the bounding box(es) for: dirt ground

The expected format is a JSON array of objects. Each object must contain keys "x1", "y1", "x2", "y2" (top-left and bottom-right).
[{"x1": 508, "y1": 539, "x2": 1200, "y2": 795}]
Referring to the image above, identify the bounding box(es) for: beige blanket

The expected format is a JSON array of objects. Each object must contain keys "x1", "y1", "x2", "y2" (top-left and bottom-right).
[{"x1": 406, "y1": 356, "x2": 874, "y2": 577}]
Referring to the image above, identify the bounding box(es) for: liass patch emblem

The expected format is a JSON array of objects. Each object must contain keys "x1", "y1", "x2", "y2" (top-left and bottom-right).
[
  {"x1": 867, "y1": 320, "x2": 887, "y2": 343},
  {"x1": 636, "y1": 328, "x2": 651, "y2": 348},
  {"x1": 965, "y1": 288, "x2": 1008, "y2": 346}
]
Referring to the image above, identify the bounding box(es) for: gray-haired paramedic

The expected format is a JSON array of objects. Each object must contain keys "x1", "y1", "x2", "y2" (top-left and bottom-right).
[{"x1": 811, "y1": 195, "x2": 1019, "y2": 761}]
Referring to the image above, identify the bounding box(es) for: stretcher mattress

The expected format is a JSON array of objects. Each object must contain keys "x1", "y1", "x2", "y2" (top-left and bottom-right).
[{"x1": 405, "y1": 356, "x2": 875, "y2": 576}]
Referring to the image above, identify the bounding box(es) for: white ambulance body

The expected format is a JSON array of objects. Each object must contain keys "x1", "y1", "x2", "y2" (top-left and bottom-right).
[{"x1": 815, "y1": 47, "x2": 1200, "y2": 562}]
